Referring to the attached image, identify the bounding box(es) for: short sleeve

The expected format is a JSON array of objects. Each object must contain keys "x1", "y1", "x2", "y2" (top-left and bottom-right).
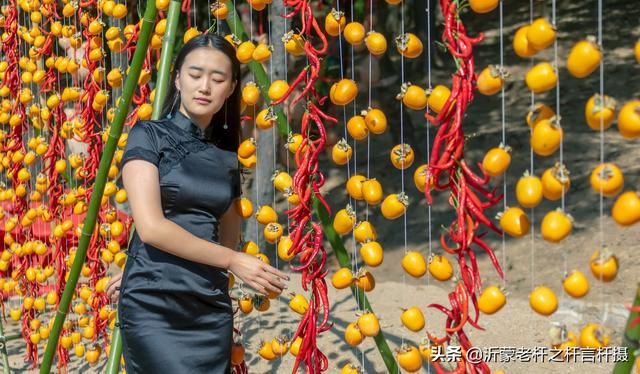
[{"x1": 121, "y1": 121, "x2": 160, "y2": 167}]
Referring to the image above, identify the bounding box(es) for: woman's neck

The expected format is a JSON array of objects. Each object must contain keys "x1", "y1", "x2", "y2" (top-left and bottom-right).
[{"x1": 178, "y1": 105, "x2": 212, "y2": 131}]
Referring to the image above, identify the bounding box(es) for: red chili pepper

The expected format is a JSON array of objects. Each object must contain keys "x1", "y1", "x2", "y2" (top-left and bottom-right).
[
  {"x1": 282, "y1": 1, "x2": 304, "y2": 19},
  {"x1": 314, "y1": 278, "x2": 331, "y2": 331},
  {"x1": 459, "y1": 159, "x2": 490, "y2": 186},
  {"x1": 427, "y1": 333, "x2": 450, "y2": 349},
  {"x1": 427, "y1": 303, "x2": 454, "y2": 320},
  {"x1": 308, "y1": 17, "x2": 328, "y2": 55},
  {"x1": 271, "y1": 67, "x2": 309, "y2": 107},
  {"x1": 440, "y1": 233, "x2": 460, "y2": 255},
  {"x1": 446, "y1": 284, "x2": 468, "y2": 333},
  {"x1": 465, "y1": 197, "x2": 502, "y2": 235},
  {"x1": 472, "y1": 236, "x2": 505, "y2": 279},
  {"x1": 457, "y1": 253, "x2": 474, "y2": 294}
]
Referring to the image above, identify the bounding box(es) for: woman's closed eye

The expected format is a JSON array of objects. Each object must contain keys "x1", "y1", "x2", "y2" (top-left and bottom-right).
[{"x1": 191, "y1": 74, "x2": 224, "y2": 83}]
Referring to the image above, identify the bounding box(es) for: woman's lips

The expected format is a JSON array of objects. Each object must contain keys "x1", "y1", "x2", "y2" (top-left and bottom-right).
[{"x1": 194, "y1": 98, "x2": 211, "y2": 105}]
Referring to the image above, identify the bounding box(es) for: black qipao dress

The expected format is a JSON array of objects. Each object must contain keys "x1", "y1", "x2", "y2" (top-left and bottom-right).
[{"x1": 117, "y1": 110, "x2": 241, "y2": 373}]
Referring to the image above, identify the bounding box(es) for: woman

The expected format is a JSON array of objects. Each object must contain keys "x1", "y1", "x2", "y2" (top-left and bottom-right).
[{"x1": 105, "y1": 34, "x2": 289, "y2": 373}]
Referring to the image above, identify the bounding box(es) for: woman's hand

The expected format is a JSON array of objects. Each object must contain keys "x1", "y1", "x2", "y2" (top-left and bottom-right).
[
  {"x1": 229, "y1": 251, "x2": 289, "y2": 295},
  {"x1": 106, "y1": 272, "x2": 123, "y2": 303}
]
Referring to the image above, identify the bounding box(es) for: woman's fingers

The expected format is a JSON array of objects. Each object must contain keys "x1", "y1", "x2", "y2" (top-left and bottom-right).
[
  {"x1": 264, "y1": 265, "x2": 289, "y2": 281},
  {"x1": 268, "y1": 275, "x2": 286, "y2": 290},
  {"x1": 106, "y1": 274, "x2": 122, "y2": 300},
  {"x1": 252, "y1": 272, "x2": 284, "y2": 295},
  {"x1": 106, "y1": 283, "x2": 115, "y2": 297},
  {"x1": 249, "y1": 280, "x2": 268, "y2": 296},
  {"x1": 106, "y1": 281, "x2": 116, "y2": 295},
  {"x1": 262, "y1": 282, "x2": 282, "y2": 295},
  {"x1": 260, "y1": 273, "x2": 286, "y2": 293},
  {"x1": 106, "y1": 285, "x2": 120, "y2": 302}
]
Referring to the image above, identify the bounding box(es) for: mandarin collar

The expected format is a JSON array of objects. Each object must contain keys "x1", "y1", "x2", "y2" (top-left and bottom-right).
[{"x1": 170, "y1": 110, "x2": 214, "y2": 141}]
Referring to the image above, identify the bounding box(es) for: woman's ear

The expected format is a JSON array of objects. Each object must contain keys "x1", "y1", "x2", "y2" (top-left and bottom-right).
[{"x1": 175, "y1": 73, "x2": 181, "y2": 91}]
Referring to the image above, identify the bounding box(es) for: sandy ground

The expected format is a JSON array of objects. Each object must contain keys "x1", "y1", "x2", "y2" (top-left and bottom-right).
[{"x1": 1, "y1": 0, "x2": 640, "y2": 373}]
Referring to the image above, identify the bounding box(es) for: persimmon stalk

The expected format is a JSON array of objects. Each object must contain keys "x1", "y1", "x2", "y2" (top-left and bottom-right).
[{"x1": 39, "y1": 1, "x2": 159, "y2": 372}]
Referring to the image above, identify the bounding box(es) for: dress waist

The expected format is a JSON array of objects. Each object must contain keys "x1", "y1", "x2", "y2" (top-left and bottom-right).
[{"x1": 123, "y1": 232, "x2": 230, "y2": 311}]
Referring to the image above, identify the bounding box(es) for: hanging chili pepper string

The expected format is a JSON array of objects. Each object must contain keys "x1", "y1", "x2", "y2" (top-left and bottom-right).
[
  {"x1": 420, "y1": 0, "x2": 506, "y2": 372},
  {"x1": 47, "y1": 8, "x2": 70, "y2": 366},
  {"x1": 275, "y1": 1, "x2": 333, "y2": 372},
  {"x1": 17, "y1": 1, "x2": 39, "y2": 365},
  {"x1": 182, "y1": 0, "x2": 192, "y2": 29},
  {"x1": 40, "y1": 0, "x2": 65, "y2": 337}
]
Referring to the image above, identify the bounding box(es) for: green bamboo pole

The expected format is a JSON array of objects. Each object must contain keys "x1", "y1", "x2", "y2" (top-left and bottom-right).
[
  {"x1": 152, "y1": 0, "x2": 183, "y2": 118},
  {"x1": 1, "y1": 335, "x2": 20, "y2": 341},
  {"x1": 0, "y1": 326, "x2": 20, "y2": 374},
  {"x1": 224, "y1": 1, "x2": 288, "y2": 138},
  {"x1": 0, "y1": 315, "x2": 11, "y2": 374},
  {"x1": 103, "y1": 323, "x2": 123, "y2": 374},
  {"x1": 104, "y1": 2, "x2": 183, "y2": 373},
  {"x1": 613, "y1": 284, "x2": 640, "y2": 374},
  {"x1": 38, "y1": 2, "x2": 159, "y2": 373}
]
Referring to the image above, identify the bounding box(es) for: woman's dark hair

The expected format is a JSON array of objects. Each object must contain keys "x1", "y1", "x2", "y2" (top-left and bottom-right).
[{"x1": 160, "y1": 33, "x2": 242, "y2": 152}]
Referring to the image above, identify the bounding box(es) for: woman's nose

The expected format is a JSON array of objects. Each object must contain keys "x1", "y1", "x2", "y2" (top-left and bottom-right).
[{"x1": 198, "y1": 78, "x2": 211, "y2": 94}]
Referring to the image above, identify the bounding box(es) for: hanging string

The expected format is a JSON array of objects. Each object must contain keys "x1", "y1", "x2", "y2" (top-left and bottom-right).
[
  {"x1": 284, "y1": 5, "x2": 291, "y2": 237},
  {"x1": 365, "y1": 0, "x2": 375, "y2": 361},
  {"x1": 365, "y1": 0, "x2": 372, "y2": 222},
  {"x1": 347, "y1": 0, "x2": 366, "y2": 367},
  {"x1": 331, "y1": 0, "x2": 361, "y2": 365},
  {"x1": 266, "y1": 1, "x2": 287, "y2": 358},
  {"x1": 21, "y1": 0, "x2": 34, "y2": 318},
  {"x1": 334, "y1": 1, "x2": 351, "y2": 209},
  {"x1": 425, "y1": 1, "x2": 433, "y2": 353},
  {"x1": 25, "y1": 2, "x2": 35, "y2": 253},
  {"x1": 72, "y1": 0, "x2": 82, "y2": 324},
  {"x1": 282, "y1": 0, "x2": 296, "y2": 349},
  {"x1": 335, "y1": 0, "x2": 350, "y2": 213},
  {"x1": 249, "y1": 0, "x2": 253, "y2": 38},
  {"x1": 597, "y1": 0, "x2": 606, "y2": 324},
  {"x1": 334, "y1": 0, "x2": 353, "y2": 289},
  {"x1": 399, "y1": 0, "x2": 407, "y2": 355},
  {"x1": 550, "y1": 0, "x2": 569, "y2": 302},
  {"x1": 551, "y1": 1, "x2": 562, "y2": 212},
  {"x1": 233, "y1": 0, "x2": 237, "y2": 36},
  {"x1": 193, "y1": 0, "x2": 197, "y2": 29},
  {"x1": 242, "y1": 0, "x2": 263, "y2": 338},
  {"x1": 499, "y1": 0, "x2": 507, "y2": 289},
  {"x1": 528, "y1": 0, "x2": 536, "y2": 294}
]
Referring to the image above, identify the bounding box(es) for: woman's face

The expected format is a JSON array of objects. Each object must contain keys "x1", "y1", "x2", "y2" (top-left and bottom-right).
[{"x1": 175, "y1": 47, "x2": 237, "y2": 128}]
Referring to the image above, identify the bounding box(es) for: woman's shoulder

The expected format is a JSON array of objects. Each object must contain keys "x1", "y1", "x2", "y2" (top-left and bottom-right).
[
  {"x1": 131, "y1": 117, "x2": 173, "y2": 133},
  {"x1": 127, "y1": 118, "x2": 181, "y2": 147}
]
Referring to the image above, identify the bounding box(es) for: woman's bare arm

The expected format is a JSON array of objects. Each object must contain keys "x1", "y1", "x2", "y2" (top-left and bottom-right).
[
  {"x1": 218, "y1": 200, "x2": 241, "y2": 254},
  {"x1": 123, "y1": 159, "x2": 236, "y2": 269},
  {"x1": 122, "y1": 159, "x2": 288, "y2": 294}
]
